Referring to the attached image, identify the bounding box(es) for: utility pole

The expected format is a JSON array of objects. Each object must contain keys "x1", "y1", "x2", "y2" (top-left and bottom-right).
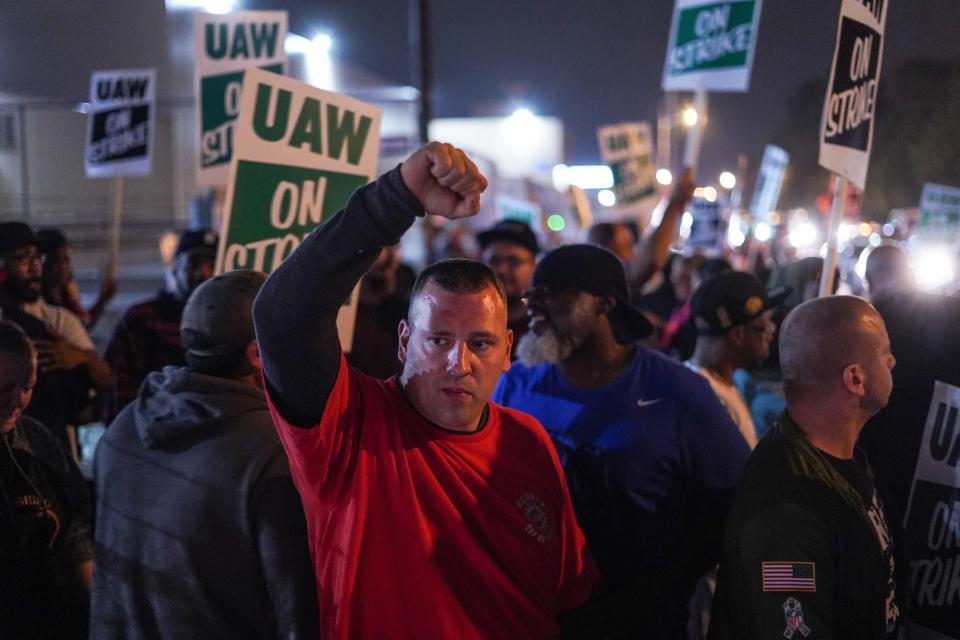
[{"x1": 409, "y1": 0, "x2": 432, "y2": 144}]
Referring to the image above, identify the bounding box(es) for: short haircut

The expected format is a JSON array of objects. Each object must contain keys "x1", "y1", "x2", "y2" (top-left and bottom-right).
[
  {"x1": 0, "y1": 320, "x2": 34, "y2": 363},
  {"x1": 409, "y1": 258, "x2": 507, "y2": 319},
  {"x1": 779, "y1": 296, "x2": 879, "y2": 401}
]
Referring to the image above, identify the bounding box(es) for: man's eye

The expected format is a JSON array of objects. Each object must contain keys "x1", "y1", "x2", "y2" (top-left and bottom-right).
[
  {"x1": 428, "y1": 337, "x2": 448, "y2": 346},
  {"x1": 471, "y1": 340, "x2": 492, "y2": 350}
]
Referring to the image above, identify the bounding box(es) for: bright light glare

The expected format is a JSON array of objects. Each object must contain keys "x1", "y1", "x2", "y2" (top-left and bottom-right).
[
  {"x1": 838, "y1": 224, "x2": 856, "y2": 243},
  {"x1": 858, "y1": 222, "x2": 872, "y2": 236},
  {"x1": 869, "y1": 233, "x2": 882, "y2": 247},
  {"x1": 511, "y1": 108, "x2": 536, "y2": 122},
  {"x1": 166, "y1": 0, "x2": 236, "y2": 12},
  {"x1": 913, "y1": 248, "x2": 956, "y2": 290},
  {"x1": 754, "y1": 222, "x2": 773, "y2": 242},
  {"x1": 789, "y1": 222, "x2": 818, "y2": 248},
  {"x1": 656, "y1": 168, "x2": 673, "y2": 185},
  {"x1": 284, "y1": 34, "x2": 311, "y2": 54},
  {"x1": 312, "y1": 33, "x2": 334, "y2": 52},
  {"x1": 718, "y1": 171, "x2": 736, "y2": 189},
  {"x1": 728, "y1": 227, "x2": 746, "y2": 248},
  {"x1": 679, "y1": 211, "x2": 693, "y2": 239},
  {"x1": 882, "y1": 223, "x2": 895, "y2": 236},
  {"x1": 547, "y1": 214, "x2": 566, "y2": 232},
  {"x1": 694, "y1": 187, "x2": 705, "y2": 198},
  {"x1": 597, "y1": 190, "x2": 617, "y2": 207},
  {"x1": 553, "y1": 165, "x2": 614, "y2": 190},
  {"x1": 703, "y1": 186, "x2": 718, "y2": 203},
  {"x1": 682, "y1": 107, "x2": 699, "y2": 127}
]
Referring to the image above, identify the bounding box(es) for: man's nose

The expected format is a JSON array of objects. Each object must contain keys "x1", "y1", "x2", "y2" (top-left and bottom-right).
[{"x1": 447, "y1": 341, "x2": 471, "y2": 375}]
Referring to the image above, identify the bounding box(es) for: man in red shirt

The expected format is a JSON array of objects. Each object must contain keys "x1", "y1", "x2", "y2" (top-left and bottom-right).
[{"x1": 253, "y1": 142, "x2": 596, "y2": 639}]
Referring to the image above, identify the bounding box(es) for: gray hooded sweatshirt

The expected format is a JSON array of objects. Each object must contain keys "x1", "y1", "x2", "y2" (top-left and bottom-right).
[{"x1": 90, "y1": 366, "x2": 318, "y2": 639}]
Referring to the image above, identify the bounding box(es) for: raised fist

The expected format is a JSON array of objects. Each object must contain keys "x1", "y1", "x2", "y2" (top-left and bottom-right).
[{"x1": 400, "y1": 142, "x2": 488, "y2": 219}]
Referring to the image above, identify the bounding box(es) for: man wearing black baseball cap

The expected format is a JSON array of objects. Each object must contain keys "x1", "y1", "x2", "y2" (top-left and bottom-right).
[
  {"x1": 686, "y1": 270, "x2": 791, "y2": 448},
  {"x1": 477, "y1": 219, "x2": 539, "y2": 352},
  {"x1": 104, "y1": 228, "x2": 218, "y2": 422},
  {"x1": 92, "y1": 270, "x2": 318, "y2": 638},
  {"x1": 493, "y1": 243, "x2": 751, "y2": 638}
]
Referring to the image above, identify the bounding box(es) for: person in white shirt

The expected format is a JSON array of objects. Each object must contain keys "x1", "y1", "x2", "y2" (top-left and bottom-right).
[{"x1": 685, "y1": 270, "x2": 791, "y2": 448}]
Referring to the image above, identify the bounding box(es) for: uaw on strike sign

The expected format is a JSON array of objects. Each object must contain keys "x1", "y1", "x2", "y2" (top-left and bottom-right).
[
  {"x1": 818, "y1": 0, "x2": 888, "y2": 189},
  {"x1": 195, "y1": 11, "x2": 287, "y2": 186},
  {"x1": 84, "y1": 69, "x2": 156, "y2": 178},
  {"x1": 662, "y1": 0, "x2": 763, "y2": 92},
  {"x1": 217, "y1": 67, "x2": 381, "y2": 351},
  {"x1": 903, "y1": 381, "x2": 960, "y2": 639}
]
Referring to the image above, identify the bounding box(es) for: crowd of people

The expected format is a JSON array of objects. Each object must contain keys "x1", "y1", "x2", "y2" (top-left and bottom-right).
[{"x1": 0, "y1": 141, "x2": 922, "y2": 639}]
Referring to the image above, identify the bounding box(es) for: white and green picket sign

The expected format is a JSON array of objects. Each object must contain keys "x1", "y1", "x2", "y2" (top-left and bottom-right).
[
  {"x1": 917, "y1": 182, "x2": 960, "y2": 244},
  {"x1": 662, "y1": 0, "x2": 763, "y2": 92},
  {"x1": 218, "y1": 67, "x2": 382, "y2": 350},
  {"x1": 596, "y1": 122, "x2": 657, "y2": 219},
  {"x1": 195, "y1": 10, "x2": 287, "y2": 186},
  {"x1": 818, "y1": 0, "x2": 888, "y2": 189},
  {"x1": 85, "y1": 68, "x2": 156, "y2": 178}
]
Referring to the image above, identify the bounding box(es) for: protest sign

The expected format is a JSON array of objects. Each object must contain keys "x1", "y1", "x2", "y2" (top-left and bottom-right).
[
  {"x1": 903, "y1": 381, "x2": 960, "y2": 639},
  {"x1": 85, "y1": 69, "x2": 156, "y2": 178},
  {"x1": 662, "y1": 0, "x2": 763, "y2": 92},
  {"x1": 195, "y1": 11, "x2": 287, "y2": 186},
  {"x1": 749, "y1": 144, "x2": 789, "y2": 219},
  {"x1": 917, "y1": 182, "x2": 960, "y2": 244},
  {"x1": 495, "y1": 194, "x2": 541, "y2": 231},
  {"x1": 861, "y1": 292, "x2": 960, "y2": 640},
  {"x1": 818, "y1": 0, "x2": 888, "y2": 189},
  {"x1": 218, "y1": 67, "x2": 381, "y2": 351},
  {"x1": 596, "y1": 122, "x2": 658, "y2": 221},
  {"x1": 688, "y1": 197, "x2": 725, "y2": 251}
]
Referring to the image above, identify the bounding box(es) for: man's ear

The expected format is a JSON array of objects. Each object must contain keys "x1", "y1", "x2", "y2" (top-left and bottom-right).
[
  {"x1": 245, "y1": 340, "x2": 261, "y2": 371},
  {"x1": 842, "y1": 363, "x2": 866, "y2": 397},
  {"x1": 502, "y1": 329, "x2": 513, "y2": 373},
  {"x1": 601, "y1": 296, "x2": 616, "y2": 316},
  {"x1": 397, "y1": 319, "x2": 411, "y2": 364}
]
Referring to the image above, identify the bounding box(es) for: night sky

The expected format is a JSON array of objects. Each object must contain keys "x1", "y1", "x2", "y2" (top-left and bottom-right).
[{"x1": 276, "y1": 0, "x2": 960, "y2": 197}]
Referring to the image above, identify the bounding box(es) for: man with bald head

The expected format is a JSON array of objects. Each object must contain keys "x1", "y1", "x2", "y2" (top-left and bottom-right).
[
  {"x1": 864, "y1": 243, "x2": 911, "y2": 303},
  {"x1": 710, "y1": 296, "x2": 907, "y2": 640}
]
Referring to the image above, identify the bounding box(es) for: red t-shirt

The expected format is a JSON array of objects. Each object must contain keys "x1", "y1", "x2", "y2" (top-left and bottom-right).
[{"x1": 268, "y1": 352, "x2": 596, "y2": 639}]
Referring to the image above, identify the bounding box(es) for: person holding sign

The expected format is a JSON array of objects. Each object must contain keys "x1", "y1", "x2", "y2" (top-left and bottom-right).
[
  {"x1": 710, "y1": 296, "x2": 906, "y2": 640},
  {"x1": 253, "y1": 142, "x2": 597, "y2": 639}
]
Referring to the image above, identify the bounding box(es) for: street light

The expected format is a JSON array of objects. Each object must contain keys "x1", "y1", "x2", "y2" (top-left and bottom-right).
[
  {"x1": 312, "y1": 33, "x2": 334, "y2": 52},
  {"x1": 682, "y1": 106, "x2": 699, "y2": 127},
  {"x1": 656, "y1": 168, "x2": 673, "y2": 186},
  {"x1": 597, "y1": 190, "x2": 617, "y2": 207},
  {"x1": 719, "y1": 171, "x2": 736, "y2": 190}
]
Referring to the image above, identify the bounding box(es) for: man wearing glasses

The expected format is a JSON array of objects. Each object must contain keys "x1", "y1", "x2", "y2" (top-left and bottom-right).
[
  {"x1": 477, "y1": 219, "x2": 539, "y2": 354},
  {"x1": 0, "y1": 222, "x2": 110, "y2": 449}
]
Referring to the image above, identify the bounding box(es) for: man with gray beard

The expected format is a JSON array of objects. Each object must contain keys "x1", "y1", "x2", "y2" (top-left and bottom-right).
[{"x1": 493, "y1": 244, "x2": 750, "y2": 639}]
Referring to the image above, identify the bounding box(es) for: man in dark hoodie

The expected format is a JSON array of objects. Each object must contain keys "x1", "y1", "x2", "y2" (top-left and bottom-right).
[{"x1": 90, "y1": 270, "x2": 318, "y2": 639}]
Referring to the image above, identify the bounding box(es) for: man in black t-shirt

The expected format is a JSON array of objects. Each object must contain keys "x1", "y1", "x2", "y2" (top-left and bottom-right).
[{"x1": 710, "y1": 296, "x2": 906, "y2": 640}]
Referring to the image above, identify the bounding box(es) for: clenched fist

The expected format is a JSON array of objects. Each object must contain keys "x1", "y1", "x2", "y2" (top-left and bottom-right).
[{"x1": 401, "y1": 142, "x2": 488, "y2": 219}]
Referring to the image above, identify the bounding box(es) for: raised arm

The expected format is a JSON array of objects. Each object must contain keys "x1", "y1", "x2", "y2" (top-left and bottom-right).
[
  {"x1": 628, "y1": 168, "x2": 695, "y2": 289},
  {"x1": 253, "y1": 142, "x2": 486, "y2": 428}
]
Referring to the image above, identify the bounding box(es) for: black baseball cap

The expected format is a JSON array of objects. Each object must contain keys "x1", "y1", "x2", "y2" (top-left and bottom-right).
[
  {"x1": 175, "y1": 228, "x2": 218, "y2": 258},
  {"x1": 0, "y1": 222, "x2": 39, "y2": 257},
  {"x1": 691, "y1": 270, "x2": 791, "y2": 335},
  {"x1": 477, "y1": 219, "x2": 539, "y2": 256},
  {"x1": 181, "y1": 271, "x2": 267, "y2": 358},
  {"x1": 532, "y1": 244, "x2": 653, "y2": 340}
]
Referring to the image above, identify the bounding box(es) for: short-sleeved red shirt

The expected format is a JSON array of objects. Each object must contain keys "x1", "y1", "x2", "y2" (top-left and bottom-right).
[{"x1": 268, "y1": 352, "x2": 596, "y2": 639}]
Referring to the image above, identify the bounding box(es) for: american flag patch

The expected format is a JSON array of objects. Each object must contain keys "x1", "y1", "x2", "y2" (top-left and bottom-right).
[{"x1": 762, "y1": 561, "x2": 816, "y2": 592}]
